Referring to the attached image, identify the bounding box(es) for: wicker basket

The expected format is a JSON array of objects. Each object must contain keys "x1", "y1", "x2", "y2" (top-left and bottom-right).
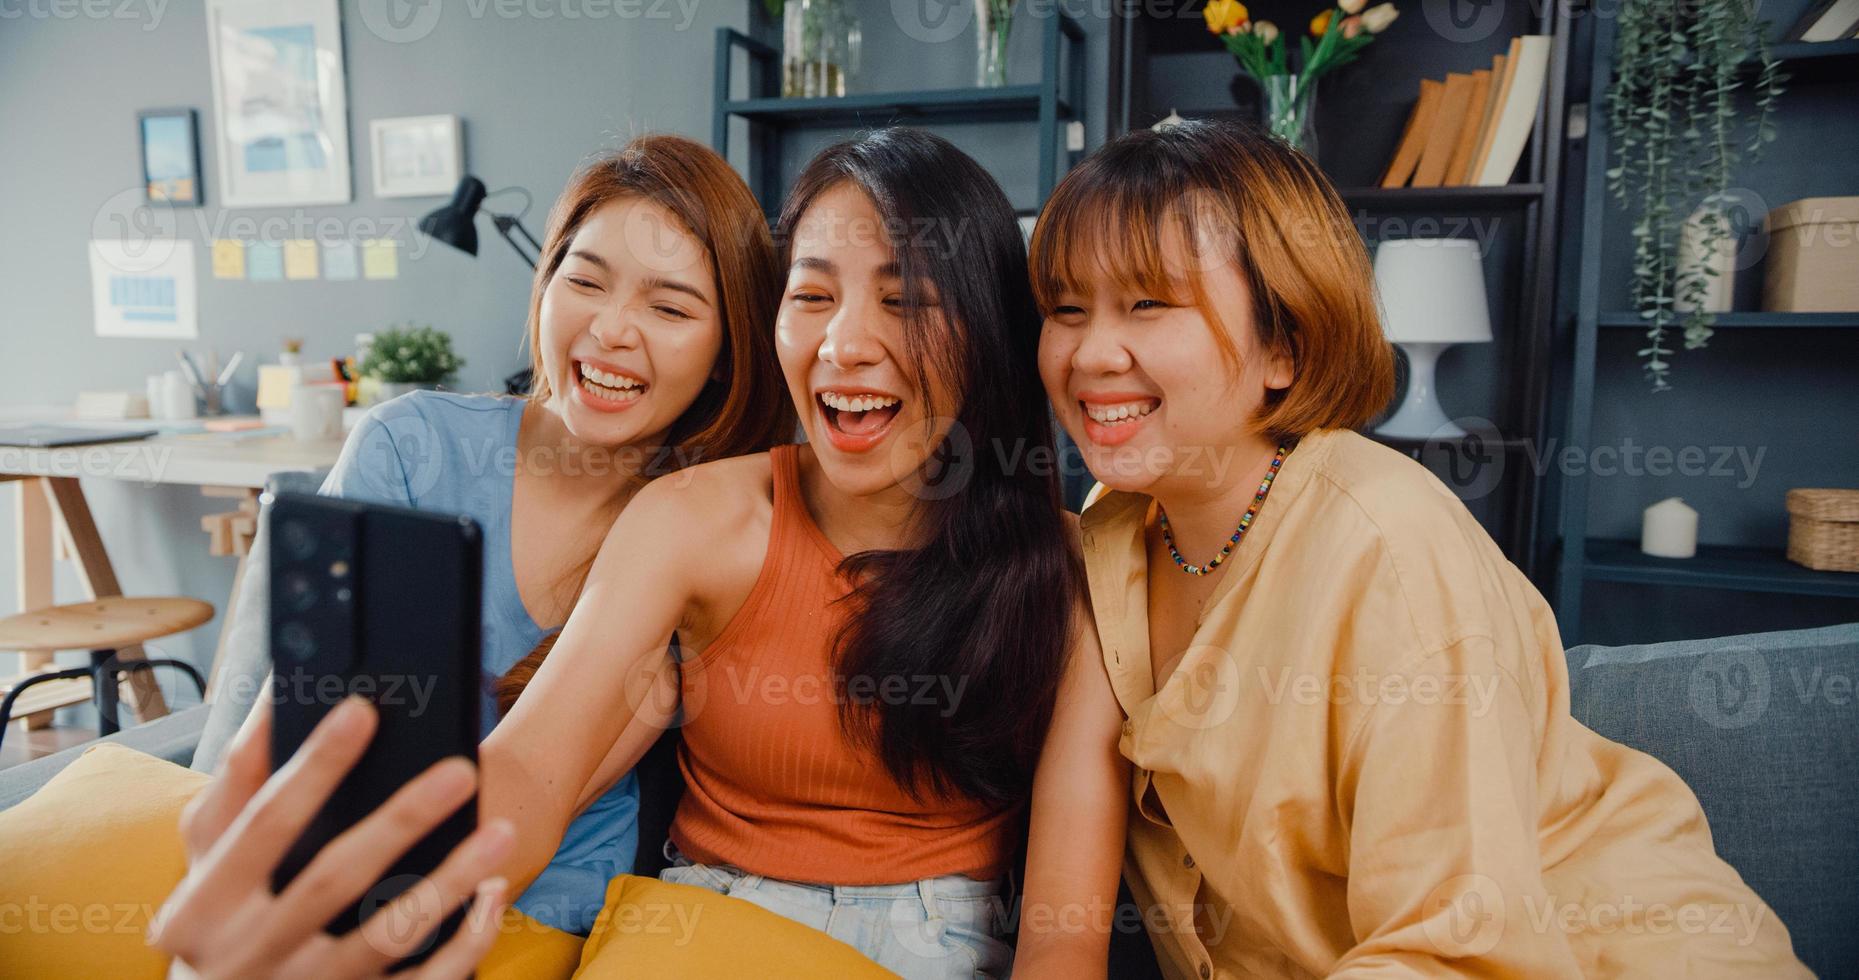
[{"x1": 1786, "y1": 489, "x2": 1859, "y2": 573}]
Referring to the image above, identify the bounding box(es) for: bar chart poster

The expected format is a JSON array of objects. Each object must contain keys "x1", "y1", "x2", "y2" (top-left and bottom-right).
[{"x1": 89, "y1": 239, "x2": 198, "y2": 339}]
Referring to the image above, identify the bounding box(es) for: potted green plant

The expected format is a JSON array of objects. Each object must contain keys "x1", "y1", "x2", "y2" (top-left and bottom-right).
[
  {"x1": 361, "y1": 324, "x2": 465, "y2": 401},
  {"x1": 1605, "y1": 0, "x2": 1784, "y2": 389}
]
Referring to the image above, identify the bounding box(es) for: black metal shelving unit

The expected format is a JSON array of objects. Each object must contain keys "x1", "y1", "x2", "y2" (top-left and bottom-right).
[
  {"x1": 1550, "y1": 26, "x2": 1859, "y2": 641},
  {"x1": 712, "y1": 13, "x2": 1085, "y2": 219}
]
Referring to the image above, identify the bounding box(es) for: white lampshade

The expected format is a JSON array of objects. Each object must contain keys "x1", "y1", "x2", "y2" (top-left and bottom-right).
[{"x1": 1373, "y1": 238, "x2": 1493, "y2": 344}]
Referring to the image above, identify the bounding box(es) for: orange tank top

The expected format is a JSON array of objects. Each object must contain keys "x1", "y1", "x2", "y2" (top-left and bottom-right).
[{"x1": 667, "y1": 444, "x2": 1016, "y2": 884}]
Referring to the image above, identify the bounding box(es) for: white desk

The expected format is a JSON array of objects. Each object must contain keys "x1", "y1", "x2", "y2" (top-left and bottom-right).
[
  {"x1": 0, "y1": 428, "x2": 343, "y2": 489},
  {"x1": 2, "y1": 414, "x2": 346, "y2": 721}
]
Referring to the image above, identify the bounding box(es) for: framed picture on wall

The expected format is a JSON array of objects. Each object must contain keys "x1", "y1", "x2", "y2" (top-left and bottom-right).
[
  {"x1": 139, "y1": 108, "x2": 203, "y2": 206},
  {"x1": 204, "y1": 0, "x2": 351, "y2": 208},
  {"x1": 371, "y1": 115, "x2": 464, "y2": 198}
]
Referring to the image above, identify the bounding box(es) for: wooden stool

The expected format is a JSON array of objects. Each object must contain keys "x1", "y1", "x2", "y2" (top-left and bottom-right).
[{"x1": 0, "y1": 597, "x2": 213, "y2": 753}]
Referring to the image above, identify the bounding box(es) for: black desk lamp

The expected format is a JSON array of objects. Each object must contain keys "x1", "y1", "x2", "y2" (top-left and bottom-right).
[
  {"x1": 421, "y1": 177, "x2": 545, "y2": 394},
  {"x1": 419, "y1": 177, "x2": 542, "y2": 268}
]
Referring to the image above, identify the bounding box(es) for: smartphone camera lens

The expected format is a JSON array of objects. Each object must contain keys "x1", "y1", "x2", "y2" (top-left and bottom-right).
[
  {"x1": 279, "y1": 520, "x2": 319, "y2": 562},
  {"x1": 277, "y1": 621, "x2": 316, "y2": 664},
  {"x1": 282, "y1": 570, "x2": 319, "y2": 613}
]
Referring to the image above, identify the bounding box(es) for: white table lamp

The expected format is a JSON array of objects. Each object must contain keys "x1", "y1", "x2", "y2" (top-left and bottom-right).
[{"x1": 1372, "y1": 238, "x2": 1493, "y2": 440}]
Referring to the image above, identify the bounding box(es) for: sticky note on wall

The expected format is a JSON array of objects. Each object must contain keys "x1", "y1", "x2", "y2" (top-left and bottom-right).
[
  {"x1": 211, "y1": 240, "x2": 245, "y2": 279},
  {"x1": 284, "y1": 240, "x2": 319, "y2": 279},
  {"x1": 256, "y1": 365, "x2": 302, "y2": 409},
  {"x1": 246, "y1": 242, "x2": 284, "y2": 281},
  {"x1": 323, "y1": 241, "x2": 359, "y2": 281},
  {"x1": 362, "y1": 240, "x2": 399, "y2": 280}
]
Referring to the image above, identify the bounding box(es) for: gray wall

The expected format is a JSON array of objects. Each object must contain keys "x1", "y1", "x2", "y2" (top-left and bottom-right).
[{"x1": 0, "y1": 0, "x2": 1109, "y2": 694}]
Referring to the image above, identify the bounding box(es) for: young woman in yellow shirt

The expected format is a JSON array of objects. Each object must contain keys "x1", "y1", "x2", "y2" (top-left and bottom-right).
[{"x1": 1030, "y1": 119, "x2": 1809, "y2": 979}]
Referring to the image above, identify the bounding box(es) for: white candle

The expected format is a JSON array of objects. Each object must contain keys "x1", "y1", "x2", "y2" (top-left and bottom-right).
[{"x1": 1641, "y1": 497, "x2": 1699, "y2": 559}]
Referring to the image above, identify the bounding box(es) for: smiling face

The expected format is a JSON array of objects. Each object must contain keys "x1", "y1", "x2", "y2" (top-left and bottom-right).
[
  {"x1": 537, "y1": 196, "x2": 725, "y2": 449},
  {"x1": 1038, "y1": 218, "x2": 1293, "y2": 496},
  {"x1": 777, "y1": 182, "x2": 958, "y2": 500}
]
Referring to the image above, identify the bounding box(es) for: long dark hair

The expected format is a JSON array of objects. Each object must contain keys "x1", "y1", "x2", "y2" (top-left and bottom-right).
[{"x1": 776, "y1": 128, "x2": 1078, "y2": 807}]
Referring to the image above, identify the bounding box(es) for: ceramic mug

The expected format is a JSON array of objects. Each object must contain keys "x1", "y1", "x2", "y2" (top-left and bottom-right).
[{"x1": 289, "y1": 383, "x2": 346, "y2": 441}]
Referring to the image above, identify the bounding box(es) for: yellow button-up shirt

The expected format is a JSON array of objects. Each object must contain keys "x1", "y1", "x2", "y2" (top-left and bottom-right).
[{"x1": 1079, "y1": 428, "x2": 1806, "y2": 978}]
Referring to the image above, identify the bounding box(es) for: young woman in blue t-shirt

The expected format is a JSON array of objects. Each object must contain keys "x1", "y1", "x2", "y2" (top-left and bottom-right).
[{"x1": 162, "y1": 133, "x2": 791, "y2": 958}]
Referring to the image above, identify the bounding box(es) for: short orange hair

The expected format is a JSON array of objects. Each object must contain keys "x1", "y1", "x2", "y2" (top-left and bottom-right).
[{"x1": 1029, "y1": 121, "x2": 1394, "y2": 438}]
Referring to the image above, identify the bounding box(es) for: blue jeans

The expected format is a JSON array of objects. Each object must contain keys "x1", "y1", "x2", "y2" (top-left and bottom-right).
[{"x1": 659, "y1": 843, "x2": 1013, "y2": 979}]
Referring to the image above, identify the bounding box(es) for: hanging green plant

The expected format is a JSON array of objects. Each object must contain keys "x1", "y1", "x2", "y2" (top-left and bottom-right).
[{"x1": 1604, "y1": 0, "x2": 1783, "y2": 390}]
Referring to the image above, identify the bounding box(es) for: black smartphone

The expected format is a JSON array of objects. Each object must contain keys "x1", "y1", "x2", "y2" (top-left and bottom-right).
[{"x1": 267, "y1": 491, "x2": 483, "y2": 961}]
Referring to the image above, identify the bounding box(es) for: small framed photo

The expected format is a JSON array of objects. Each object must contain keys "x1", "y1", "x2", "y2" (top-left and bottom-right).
[
  {"x1": 371, "y1": 115, "x2": 464, "y2": 199},
  {"x1": 140, "y1": 108, "x2": 203, "y2": 206}
]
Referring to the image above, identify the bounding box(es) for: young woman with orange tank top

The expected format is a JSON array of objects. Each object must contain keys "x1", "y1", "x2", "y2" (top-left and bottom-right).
[
  {"x1": 462, "y1": 128, "x2": 1128, "y2": 977},
  {"x1": 468, "y1": 127, "x2": 1130, "y2": 978}
]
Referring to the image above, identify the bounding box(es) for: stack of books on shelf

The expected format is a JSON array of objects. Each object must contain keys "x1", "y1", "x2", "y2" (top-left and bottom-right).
[{"x1": 1378, "y1": 35, "x2": 1551, "y2": 189}]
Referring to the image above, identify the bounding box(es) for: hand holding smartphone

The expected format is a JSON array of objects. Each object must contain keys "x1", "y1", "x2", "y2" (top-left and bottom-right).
[{"x1": 266, "y1": 492, "x2": 485, "y2": 963}]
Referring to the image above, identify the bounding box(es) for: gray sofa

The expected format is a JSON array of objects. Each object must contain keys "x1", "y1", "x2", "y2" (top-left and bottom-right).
[
  {"x1": 4, "y1": 506, "x2": 1853, "y2": 976},
  {"x1": 1564, "y1": 622, "x2": 1858, "y2": 978}
]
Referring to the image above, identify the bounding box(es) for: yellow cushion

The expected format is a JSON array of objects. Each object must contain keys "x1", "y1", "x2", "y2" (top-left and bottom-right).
[
  {"x1": 574, "y1": 874, "x2": 898, "y2": 978},
  {"x1": 0, "y1": 743, "x2": 208, "y2": 979},
  {"x1": 0, "y1": 741, "x2": 585, "y2": 979},
  {"x1": 482, "y1": 906, "x2": 586, "y2": 980}
]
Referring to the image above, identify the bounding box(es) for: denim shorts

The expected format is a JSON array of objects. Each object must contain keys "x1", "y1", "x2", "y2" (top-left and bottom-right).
[{"x1": 659, "y1": 842, "x2": 1013, "y2": 979}]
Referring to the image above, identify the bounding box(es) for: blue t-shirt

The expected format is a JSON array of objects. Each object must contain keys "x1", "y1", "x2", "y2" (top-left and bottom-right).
[{"x1": 320, "y1": 390, "x2": 639, "y2": 935}]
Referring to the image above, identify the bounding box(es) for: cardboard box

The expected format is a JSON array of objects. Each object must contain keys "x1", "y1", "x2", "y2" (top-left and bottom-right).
[{"x1": 1763, "y1": 196, "x2": 1859, "y2": 312}]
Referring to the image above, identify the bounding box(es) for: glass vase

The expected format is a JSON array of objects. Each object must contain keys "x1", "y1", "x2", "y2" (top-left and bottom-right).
[
  {"x1": 1262, "y1": 73, "x2": 1318, "y2": 159},
  {"x1": 975, "y1": 0, "x2": 1013, "y2": 88},
  {"x1": 783, "y1": 0, "x2": 858, "y2": 98}
]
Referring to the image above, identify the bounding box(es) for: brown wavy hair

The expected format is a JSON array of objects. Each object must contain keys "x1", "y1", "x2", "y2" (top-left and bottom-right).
[
  {"x1": 494, "y1": 135, "x2": 791, "y2": 715},
  {"x1": 1029, "y1": 120, "x2": 1395, "y2": 437}
]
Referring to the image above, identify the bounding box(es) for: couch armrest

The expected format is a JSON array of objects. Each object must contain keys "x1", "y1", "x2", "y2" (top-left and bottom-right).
[{"x1": 0, "y1": 705, "x2": 208, "y2": 812}]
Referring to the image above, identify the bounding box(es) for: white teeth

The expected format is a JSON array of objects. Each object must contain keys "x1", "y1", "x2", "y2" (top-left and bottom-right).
[
  {"x1": 582, "y1": 379, "x2": 643, "y2": 402},
  {"x1": 579, "y1": 362, "x2": 642, "y2": 389},
  {"x1": 1084, "y1": 400, "x2": 1157, "y2": 424},
  {"x1": 820, "y1": 391, "x2": 900, "y2": 412}
]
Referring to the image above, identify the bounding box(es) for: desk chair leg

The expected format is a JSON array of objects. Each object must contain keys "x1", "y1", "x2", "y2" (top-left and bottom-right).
[
  {"x1": 41, "y1": 477, "x2": 169, "y2": 719},
  {"x1": 94, "y1": 654, "x2": 206, "y2": 738},
  {"x1": 0, "y1": 665, "x2": 94, "y2": 756},
  {"x1": 92, "y1": 648, "x2": 122, "y2": 737},
  {"x1": 14, "y1": 479, "x2": 56, "y2": 731}
]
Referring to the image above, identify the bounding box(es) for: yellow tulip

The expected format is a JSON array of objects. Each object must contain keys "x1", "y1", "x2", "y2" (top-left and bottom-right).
[
  {"x1": 1203, "y1": 0, "x2": 1250, "y2": 34},
  {"x1": 1309, "y1": 9, "x2": 1333, "y2": 35},
  {"x1": 1360, "y1": 2, "x2": 1399, "y2": 32}
]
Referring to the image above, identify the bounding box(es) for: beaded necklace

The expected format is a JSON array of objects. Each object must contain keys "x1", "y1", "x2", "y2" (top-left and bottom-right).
[{"x1": 1158, "y1": 442, "x2": 1291, "y2": 576}]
